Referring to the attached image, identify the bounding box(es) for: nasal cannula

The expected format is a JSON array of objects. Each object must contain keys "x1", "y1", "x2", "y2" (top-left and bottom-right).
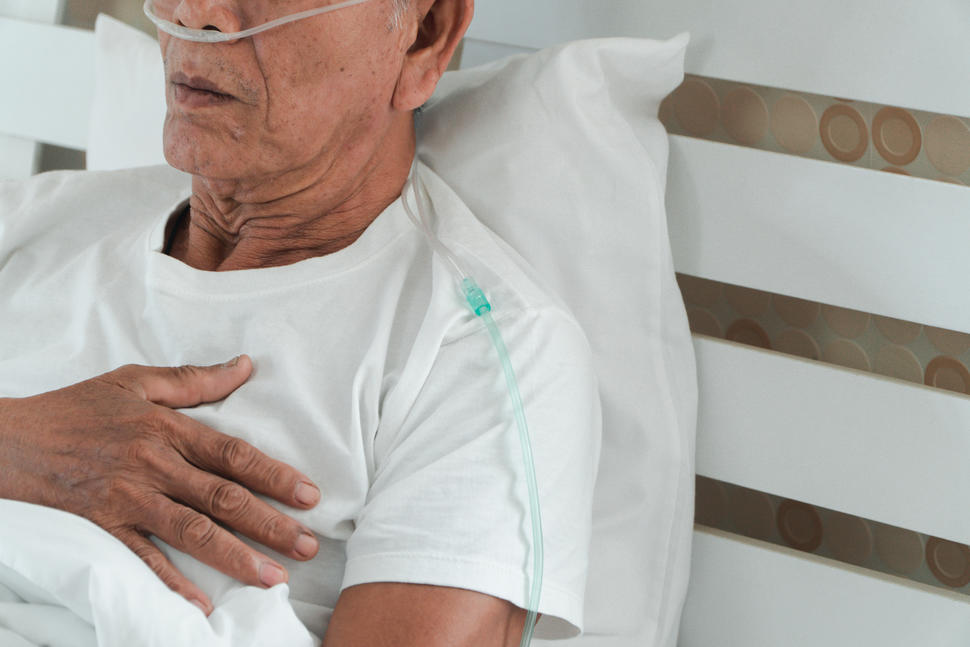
[
  {"x1": 144, "y1": 2, "x2": 545, "y2": 644},
  {"x1": 143, "y1": 0, "x2": 374, "y2": 43}
]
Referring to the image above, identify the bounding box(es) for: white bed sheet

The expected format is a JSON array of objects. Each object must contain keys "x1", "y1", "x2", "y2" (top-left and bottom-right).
[{"x1": 0, "y1": 500, "x2": 315, "y2": 647}]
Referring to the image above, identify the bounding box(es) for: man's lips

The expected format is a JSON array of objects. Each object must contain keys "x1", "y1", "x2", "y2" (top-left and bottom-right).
[
  {"x1": 173, "y1": 84, "x2": 235, "y2": 108},
  {"x1": 170, "y1": 71, "x2": 237, "y2": 108},
  {"x1": 170, "y1": 71, "x2": 237, "y2": 105},
  {"x1": 170, "y1": 71, "x2": 232, "y2": 96}
]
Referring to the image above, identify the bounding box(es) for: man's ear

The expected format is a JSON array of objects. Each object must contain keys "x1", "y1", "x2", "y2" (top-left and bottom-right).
[{"x1": 392, "y1": 0, "x2": 473, "y2": 112}]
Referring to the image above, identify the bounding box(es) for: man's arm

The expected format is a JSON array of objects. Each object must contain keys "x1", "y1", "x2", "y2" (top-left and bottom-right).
[
  {"x1": 0, "y1": 356, "x2": 320, "y2": 613},
  {"x1": 323, "y1": 582, "x2": 528, "y2": 647},
  {"x1": 334, "y1": 306, "x2": 597, "y2": 642}
]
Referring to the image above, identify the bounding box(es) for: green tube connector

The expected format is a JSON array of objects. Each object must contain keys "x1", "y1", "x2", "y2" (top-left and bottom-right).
[{"x1": 462, "y1": 277, "x2": 492, "y2": 316}]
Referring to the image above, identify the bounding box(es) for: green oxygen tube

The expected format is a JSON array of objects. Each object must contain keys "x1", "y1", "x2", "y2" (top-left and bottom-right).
[{"x1": 403, "y1": 164, "x2": 544, "y2": 647}]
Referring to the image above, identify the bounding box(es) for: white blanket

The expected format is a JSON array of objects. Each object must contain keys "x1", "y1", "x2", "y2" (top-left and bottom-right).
[{"x1": 0, "y1": 500, "x2": 316, "y2": 647}]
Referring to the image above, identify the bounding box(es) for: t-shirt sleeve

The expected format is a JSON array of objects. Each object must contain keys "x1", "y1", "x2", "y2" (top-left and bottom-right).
[{"x1": 341, "y1": 306, "x2": 602, "y2": 639}]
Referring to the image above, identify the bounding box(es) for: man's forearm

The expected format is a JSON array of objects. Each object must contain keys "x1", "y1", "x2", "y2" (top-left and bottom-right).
[{"x1": 323, "y1": 582, "x2": 528, "y2": 647}]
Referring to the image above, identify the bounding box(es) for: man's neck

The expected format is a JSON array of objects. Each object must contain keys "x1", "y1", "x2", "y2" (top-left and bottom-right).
[{"x1": 167, "y1": 120, "x2": 415, "y2": 272}]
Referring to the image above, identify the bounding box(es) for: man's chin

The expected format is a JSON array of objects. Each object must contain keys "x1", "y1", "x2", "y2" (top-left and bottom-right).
[
  {"x1": 163, "y1": 142, "x2": 239, "y2": 180},
  {"x1": 163, "y1": 120, "x2": 245, "y2": 179}
]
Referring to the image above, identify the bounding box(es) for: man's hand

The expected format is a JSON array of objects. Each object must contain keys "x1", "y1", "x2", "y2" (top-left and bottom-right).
[{"x1": 0, "y1": 357, "x2": 321, "y2": 614}]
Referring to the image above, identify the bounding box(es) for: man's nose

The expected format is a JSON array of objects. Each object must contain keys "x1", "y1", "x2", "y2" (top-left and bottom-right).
[{"x1": 170, "y1": 0, "x2": 244, "y2": 34}]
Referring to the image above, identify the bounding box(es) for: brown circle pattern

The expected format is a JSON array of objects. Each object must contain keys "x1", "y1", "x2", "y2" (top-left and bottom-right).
[
  {"x1": 874, "y1": 523, "x2": 924, "y2": 576},
  {"x1": 726, "y1": 319, "x2": 771, "y2": 349},
  {"x1": 672, "y1": 79, "x2": 720, "y2": 137},
  {"x1": 872, "y1": 107, "x2": 922, "y2": 166},
  {"x1": 773, "y1": 328, "x2": 820, "y2": 360},
  {"x1": 926, "y1": 537, "x2": 970, "y2": 587},
  {"x1": 770, "y1": 94, "x2": 818, "y2": 154},
  {"x1": 873, "y1": 315, "x2": 922, "y2": 344},
  {"x1": 925, "y1": 356, "x2": 970, "y2": 395},
  {"x1": 777, "y1": 500, "x2": 823, "y2": 552},
  {"x1": 821, "y1": 304, "x2": 870, "y2": 338},
  {"x1": 729, "y1": 488, "x2": 775, "y2": 541},
  {"x1": 687, "y1": 308, "x2": 723, "y2": 338},
  {"x1": 823, "y1": 339, "x2": 871, "y2": 371},
  {"x1": 924, "y1": 116, "x2": 970, "y2": 177},
  {"x1": 824, "y1": 511, "x2": 873, "y2": 566},
  {"x1": 724, "y1": 284, "x2": 771, "y2": 317},
  {"x1": 873, "y1": 345, "x2": 924, "y2": 384},
  {"x1": 721, "y1": 86, "x2": 769, "y2": 146},
  {"x1": 925, "y1": 326, "x2": 970, "y2": 356},
  {"x1": 774, "y1": 294, "x2": 820, "y2": 328},
  {"x1": 820, "y1": 104, "x2": 869, "y2": 162}
]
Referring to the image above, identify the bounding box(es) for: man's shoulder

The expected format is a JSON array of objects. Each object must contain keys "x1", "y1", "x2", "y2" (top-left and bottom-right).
[
  {"x1": 418, "y1": 165, "x2": 575, "y2": 322},
  {"x1": 0, "y1": 165, "x2": 191, "y2": 250}
]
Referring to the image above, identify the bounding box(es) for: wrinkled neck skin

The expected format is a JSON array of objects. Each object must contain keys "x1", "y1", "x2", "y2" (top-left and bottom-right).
[{"x1": 167, "y1": 113, "x2": 415, "y2": 272}]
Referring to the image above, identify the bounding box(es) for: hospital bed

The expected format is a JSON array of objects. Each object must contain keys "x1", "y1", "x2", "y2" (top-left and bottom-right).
[{"x1": 2, "y1": 0, "x2": 970, "y2": 645}]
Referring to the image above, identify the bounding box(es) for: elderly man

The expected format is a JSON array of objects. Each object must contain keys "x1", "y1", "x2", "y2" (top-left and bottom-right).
[{"x1": 0, "y1": 0, "x2": 600, "y2": 644}]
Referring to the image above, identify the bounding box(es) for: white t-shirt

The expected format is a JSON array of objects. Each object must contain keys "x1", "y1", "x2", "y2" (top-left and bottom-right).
[{"x1": 0, "y1": 163, "x2": 601, "y2": 640}]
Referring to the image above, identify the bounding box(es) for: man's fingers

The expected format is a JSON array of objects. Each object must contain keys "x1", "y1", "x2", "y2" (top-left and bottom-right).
[
  {"x1": 116, "y1": 528, "x2": 213, "y2": 615},
  {"x1": 167, "y1": 465, "x2": 320, "y2": 562},
  {"x1": 175, "y1": 415, "x2": 320, "y2": 510},
  {"x1": 112, "y1": 355, "x2": 254, "y2": 409},
  {"x1": 144, "y1": 496, "x2": 290, "y2": 591}
]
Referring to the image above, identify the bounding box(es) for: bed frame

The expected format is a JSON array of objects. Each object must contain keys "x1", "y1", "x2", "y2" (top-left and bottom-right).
[{"x1": 3, "y1": 0, "x2": 970, "y2": 645}]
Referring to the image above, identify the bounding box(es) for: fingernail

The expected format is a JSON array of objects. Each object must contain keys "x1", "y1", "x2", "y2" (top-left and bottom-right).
[
  {"x1": 295, "y1": 482, "x2": 320, "y2": 506},
  {"x1": 190, "y1": 598, "x2": 209, "y2": 615},
  {"x1": 294, "y1": 532, "x2": 318, "y2": 559},
  {"x1": 259, "y1": 563, "x2": 287, "y2": 587},
  {"x1": 221, "y1": 355, "x2": 241, "y2": 369}
]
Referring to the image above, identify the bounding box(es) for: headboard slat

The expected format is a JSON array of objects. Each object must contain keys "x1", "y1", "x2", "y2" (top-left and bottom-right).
[
  {"x1": 695, "y1": 335, "x2": 970, "y2": 544},
  {"x1": 467, "y1": 0, "x2": 970, "y2": 117},
  {"x1": 0, "y1": 0, "x2": 63, "y2": 24},
  {"x1": 667, "y1": 135, "x2": 970, "y2": 335},
  {"x1": 0, "y1": 18, "x2": 94, "y2": 150},
  {"x1": 0, "y1": 134, "x2": 39, "y2": 179},
  {"x1": 681, "y1": 529, "x2": 969, "y2": 647}
]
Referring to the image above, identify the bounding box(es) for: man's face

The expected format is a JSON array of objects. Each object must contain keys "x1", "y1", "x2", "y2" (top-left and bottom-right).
[{"x1": 156, "y1": 0, "x2": 408, "y2": 183}]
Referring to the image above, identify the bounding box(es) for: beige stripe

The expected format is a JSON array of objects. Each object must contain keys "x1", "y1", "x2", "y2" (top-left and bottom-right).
[
  {"x1": 677, "y1": 273, "x2": 970, "y2": 398},
  {"x1": 660, "y1": 74, "x2": 970, "y2": 188},
  {"x1": 695, "y1": 475, "x2": 970, "y2": 596}
]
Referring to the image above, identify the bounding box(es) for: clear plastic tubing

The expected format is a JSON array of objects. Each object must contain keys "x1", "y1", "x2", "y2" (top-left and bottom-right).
[
  {"x1": 142, "y1": 0, "x2": 373, "y2": 43},
  {"x1": 403, "y1": 164, "x2": 544, "y2": 647}
]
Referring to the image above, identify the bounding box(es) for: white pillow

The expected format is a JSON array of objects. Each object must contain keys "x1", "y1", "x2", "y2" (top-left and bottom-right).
[
  {"x1": 418, "y1": 38, "x2": 696, "y2": 646},
  {"x1": 88, "y1": 16, "x2": 697, "y2": 646},
  {"x1": 87, "y1": 14, "x2": 167, "y2": 170}
]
